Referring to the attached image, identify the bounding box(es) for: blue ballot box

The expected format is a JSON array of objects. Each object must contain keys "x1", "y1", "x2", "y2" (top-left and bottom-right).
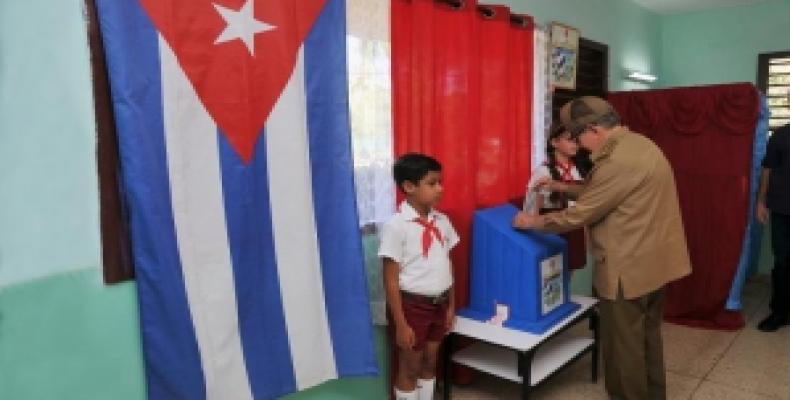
[{"x1": 457, "y1": 204, "x2": 580, "y2": 334}]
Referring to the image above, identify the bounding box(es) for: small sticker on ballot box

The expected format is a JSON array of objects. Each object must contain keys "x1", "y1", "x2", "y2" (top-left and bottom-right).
[
  {"x1": 487, "y1": 303, "x2": 510, "y2": 327},
  {"x1": 541, "y1": 253, "x2": 564, "y2": 315}
]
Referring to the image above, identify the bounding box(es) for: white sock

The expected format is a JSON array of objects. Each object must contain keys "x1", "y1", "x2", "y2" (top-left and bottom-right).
[
  {"x1": 417, "y1": 378, "x2": 436, "y2": 400},
  {"x1": 394, "y1": 387, "x2": 418, "y2": 400}
]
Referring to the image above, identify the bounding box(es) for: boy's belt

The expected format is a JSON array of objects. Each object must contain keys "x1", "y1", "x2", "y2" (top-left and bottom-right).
[{"x1": 401, "y1": 290, "x2": 449, "y2": 305}]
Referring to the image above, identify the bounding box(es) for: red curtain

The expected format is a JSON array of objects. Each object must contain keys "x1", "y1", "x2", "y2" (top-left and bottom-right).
[
  {"x1": 393, "y1": 0, "x2": 533, "y2": 309},
  {"x1": 608, "y1": 83, "x2": 759, "y2": 330},
  {"x1": 508, "y1": 13, "x2": 534, "y2": 203}
]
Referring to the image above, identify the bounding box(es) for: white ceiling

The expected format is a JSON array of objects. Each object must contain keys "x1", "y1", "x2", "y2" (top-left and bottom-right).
[{"x1": 631, "y1": 0, "x2": 768, "y2": 14}]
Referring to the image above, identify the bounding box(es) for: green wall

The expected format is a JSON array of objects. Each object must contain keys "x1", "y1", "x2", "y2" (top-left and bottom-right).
[
  {"x1": 483, "y1": 0, "x2": 663, "y2": 91},
  {"x1": 0, "y1": 1, "x2": 142, "y2": 398},
  {"x1": 0, "y1": 270, "x2": 146, "y2": 400},
  {"x1": 659, "y1": 0, "x2": 790, "y2": 88},
  {"x1": 0, "y1": 0, "x2": 101, "y2": 287}
]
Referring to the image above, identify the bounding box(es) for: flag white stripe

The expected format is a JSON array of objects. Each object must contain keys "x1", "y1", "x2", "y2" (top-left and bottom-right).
[
  {"x1": 266, "y1": 47, "x2": 338, "y2": 389},
  {"x1": 159, "y1": 37, "x2": 253, "y2": 400}
]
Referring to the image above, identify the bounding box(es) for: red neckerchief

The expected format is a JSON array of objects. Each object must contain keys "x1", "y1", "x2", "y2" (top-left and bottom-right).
[
  {"x1": 412, "y1": 217, "x2": 444, "y2": 258},
  {"x1": 555, "y1": 160, "x2": 575, "y2": 182}
]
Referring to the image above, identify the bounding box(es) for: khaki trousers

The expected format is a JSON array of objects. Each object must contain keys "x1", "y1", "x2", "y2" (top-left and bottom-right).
[{"x1": 598, "y1": 286, "x2": 666, "y2": 400}]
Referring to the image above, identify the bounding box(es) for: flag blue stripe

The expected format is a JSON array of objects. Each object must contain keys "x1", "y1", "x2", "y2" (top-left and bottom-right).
[
  {"x1": 98, "y1": 0, "x2": 378, "y2": 396},
  {"x1": 304, "y1": 0, "x2": 378, "y2": 376},
  {"x1": 217, "y1": 132, "x2": 297, "y2": 399},
  {"x1": 95, "y1": 1, "x2": 206, "y2": 399}
]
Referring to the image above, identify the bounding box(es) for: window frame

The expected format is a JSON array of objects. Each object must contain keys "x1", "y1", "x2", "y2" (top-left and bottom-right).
[{"x1": 757, "y1": 50, "x2": 790, "y2": 131}]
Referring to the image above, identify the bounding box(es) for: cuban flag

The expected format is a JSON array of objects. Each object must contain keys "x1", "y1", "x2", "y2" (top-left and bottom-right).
[{"x1": 94, "y1": 0, "x2": 378, "y2": 399}]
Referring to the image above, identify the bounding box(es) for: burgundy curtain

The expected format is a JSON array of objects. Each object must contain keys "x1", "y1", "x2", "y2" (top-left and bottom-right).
[{"x1": 609, "y1": 83, "x2": 759, "y2": 330}]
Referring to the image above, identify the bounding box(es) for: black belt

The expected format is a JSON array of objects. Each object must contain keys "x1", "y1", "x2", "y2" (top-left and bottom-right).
[{"x1": 401, "y1": 290, "x2": 449, "y2": 305}]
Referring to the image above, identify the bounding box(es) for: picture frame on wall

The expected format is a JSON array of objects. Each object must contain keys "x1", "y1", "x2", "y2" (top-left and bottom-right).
[{"x1": 549, "y1": 22, "x2": 580, "y2": 90}]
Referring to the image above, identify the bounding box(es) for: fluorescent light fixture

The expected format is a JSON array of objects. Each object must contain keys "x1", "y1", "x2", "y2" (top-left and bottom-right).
[{"x1": 626, "y1": 70, "x2": 657, "y2": 83}]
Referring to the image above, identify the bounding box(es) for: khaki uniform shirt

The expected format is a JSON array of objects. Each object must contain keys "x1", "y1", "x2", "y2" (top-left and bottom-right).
[{"x1": 542, "y1": 127, "x2": 692, "y2": 300}]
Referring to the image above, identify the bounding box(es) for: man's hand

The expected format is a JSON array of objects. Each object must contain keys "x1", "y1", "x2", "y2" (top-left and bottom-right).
[
  {"x1": 513, "y1": 211, "x2": 542, "y2": 230},
  {"x1": 395, "y1": 323, "x2": 416, "y2": 350},
  {"x1": 534, "y1": 177, "x2": 568, "y2": 193},
  {"x1": 757, "y1": 201, "x2": 770, "y2": 225}
]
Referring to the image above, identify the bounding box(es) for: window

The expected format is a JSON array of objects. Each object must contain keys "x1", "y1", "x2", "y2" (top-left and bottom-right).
[
  {"x1": 757, "y1": 50, "x2": 790, "y2": 132},
  {"x1": 346, "y1": 0, "x2": 393, "y2": 325},
  {"x1": 346, "y1": 0, "x2": 395, "y2": 230},
  {"x1": 551, "y1": 38, "x2": 608, "y2": 176},
  {"x1": 551, "y1": 38, "x2": 609, "y2": 120}
]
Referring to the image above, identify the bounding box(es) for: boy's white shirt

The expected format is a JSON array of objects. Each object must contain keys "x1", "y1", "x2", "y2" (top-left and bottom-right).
[
  {"x1": 526, "y1": 164, "x2": 582, "y2": 209},
  {"x1": 378, "y1": 201, "x2": 459, "y2": 296}
]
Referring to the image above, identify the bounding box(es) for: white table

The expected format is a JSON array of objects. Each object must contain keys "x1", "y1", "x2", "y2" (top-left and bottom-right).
[{"x1": 442, "y1": 296, "x2": 599, "y2": 400}]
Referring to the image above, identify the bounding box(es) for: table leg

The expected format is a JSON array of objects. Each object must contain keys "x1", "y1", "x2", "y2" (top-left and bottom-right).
[
  {"x1": 590, "y1": 309, "x2": 600, "y2": 383},
  {"x1": 443, "y1": 333, "x2": 454, "y2": 400},
  {"x1": 518, "y1": 350, "x2": 535, "y2": 400}
]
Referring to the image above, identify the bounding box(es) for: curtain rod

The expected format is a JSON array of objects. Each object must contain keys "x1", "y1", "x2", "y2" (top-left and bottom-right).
[
  {"x1": 433, "y1": 0, "x2": 531, "y2": 28},
  {"x1": 510, "y1": 15, "x2": 532, "y2": 28},
  {"x1": 434, "y1": 0, "x2": 463, "y2": 9},
  {"x1": 477, "y1": 5, "x2": 495, "y2": 18}
]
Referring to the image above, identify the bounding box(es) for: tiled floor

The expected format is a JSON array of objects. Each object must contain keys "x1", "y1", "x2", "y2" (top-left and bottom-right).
[{"x1": 450, "y1": 275, "x2": 790, "y2": 399}]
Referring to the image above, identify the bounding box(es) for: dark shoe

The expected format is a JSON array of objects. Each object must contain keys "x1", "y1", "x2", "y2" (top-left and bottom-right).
[{"x1": 757, "y1": 314, "x2": 788, "y2": 332}]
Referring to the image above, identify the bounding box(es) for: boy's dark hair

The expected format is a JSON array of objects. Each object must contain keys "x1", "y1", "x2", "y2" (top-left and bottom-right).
[{"x1": 393, "y1": 153, "x2": 442, "y2": 192}]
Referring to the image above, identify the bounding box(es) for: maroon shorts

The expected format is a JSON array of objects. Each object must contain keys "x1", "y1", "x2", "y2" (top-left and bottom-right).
[{"x1": 402, "y1": 293, "x2": 449, "y2": 350}]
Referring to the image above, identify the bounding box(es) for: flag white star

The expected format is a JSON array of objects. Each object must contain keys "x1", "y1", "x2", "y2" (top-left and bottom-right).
[{"x1": 213, "y1": 0, "x2": 275, "y2": 55}]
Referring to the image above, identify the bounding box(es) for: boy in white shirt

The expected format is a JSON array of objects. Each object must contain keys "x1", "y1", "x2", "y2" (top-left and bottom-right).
[{"x1": 379, "y1": 153, "x2": 459, "y2": 400}]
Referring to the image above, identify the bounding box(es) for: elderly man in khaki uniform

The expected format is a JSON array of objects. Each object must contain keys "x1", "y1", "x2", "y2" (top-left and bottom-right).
[{"x1": 513, "y1": 96, "x2": 692, "y2": 400}]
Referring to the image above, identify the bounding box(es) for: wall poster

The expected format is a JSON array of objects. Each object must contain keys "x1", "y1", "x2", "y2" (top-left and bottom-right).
[{"x1": 549, "y1": 22, "x2": 580, "y2": 90}]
